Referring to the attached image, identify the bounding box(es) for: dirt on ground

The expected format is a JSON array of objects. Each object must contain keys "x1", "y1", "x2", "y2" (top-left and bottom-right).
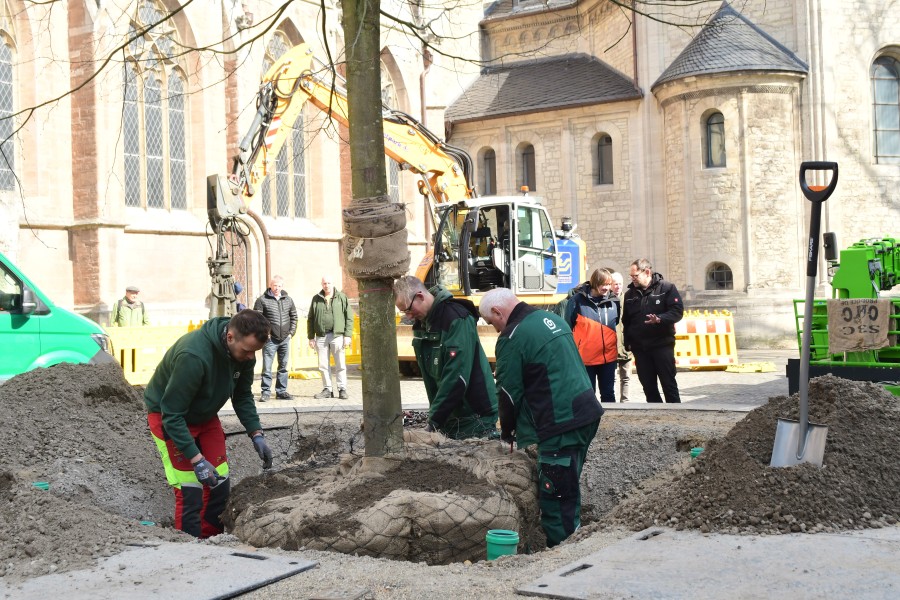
[{"x1": 0, "y1": 362, "x2": 898, "y2": 587}]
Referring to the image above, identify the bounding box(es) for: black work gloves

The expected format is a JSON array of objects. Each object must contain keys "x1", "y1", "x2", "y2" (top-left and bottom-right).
[
  {"x1": 193, "y1": 457, "x2": 224, "y2": 488},
  {"x1": 252, "y1": 433, "x2": 273, "y2": 469}
]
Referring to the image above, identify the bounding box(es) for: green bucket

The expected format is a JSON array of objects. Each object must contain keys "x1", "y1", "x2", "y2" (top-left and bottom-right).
[{"x1": 485, "y1": 529, "x2": 519, "y2": 560}]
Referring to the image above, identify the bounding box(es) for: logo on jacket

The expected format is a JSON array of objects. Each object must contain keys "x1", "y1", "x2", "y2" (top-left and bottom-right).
[
  {"x1": 233, "y1": 372, "x2": 241, "y2": 379},
  {"x1": 543, "y1": 317, "x2": 557, "y2": 330}
]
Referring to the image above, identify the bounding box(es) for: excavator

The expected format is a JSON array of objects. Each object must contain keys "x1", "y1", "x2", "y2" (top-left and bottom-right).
[{"x1": 205, "y1": 43, "x2": 586, "y2": 366}]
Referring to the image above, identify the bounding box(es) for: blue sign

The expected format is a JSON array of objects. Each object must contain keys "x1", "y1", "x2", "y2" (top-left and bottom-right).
[{"x1": 555, "y1": 238, "x2": 583, "y2": 294}]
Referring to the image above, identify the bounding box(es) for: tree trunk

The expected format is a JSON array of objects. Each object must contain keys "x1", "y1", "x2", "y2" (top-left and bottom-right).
[{"x1": 342, "y1": 0, "x2": 404, "y2": 456}]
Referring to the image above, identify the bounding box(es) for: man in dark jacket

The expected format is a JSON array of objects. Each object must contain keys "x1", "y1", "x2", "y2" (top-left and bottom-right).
[
  {"x1": 392, "y1": 275, "x2": 498, "y2": 439},
  {"x1": 479, "y1": 287, "x2": 603, "y2": 547},
  {"x1": 144, "y1": 310, "x2": 274, "y2": 538},
  {"x1": 253, "y1": 275, "x2": 298, "y2": 401},
  {"x1": 622, "y1": 258, "x2": 684, "y2": 403}
]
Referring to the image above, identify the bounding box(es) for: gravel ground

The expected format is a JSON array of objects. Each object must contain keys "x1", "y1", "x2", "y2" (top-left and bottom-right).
[{"x1": 1, "y1": 362, "x2": 896, "y2": 599}]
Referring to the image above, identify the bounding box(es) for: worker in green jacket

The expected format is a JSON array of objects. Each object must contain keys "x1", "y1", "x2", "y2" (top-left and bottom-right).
[
  {"x1": 110, "y1": 285, "x2": 150, "y2": 326},
  {"x1": 144, "y1": 310, "x2": 273, "y2": 538},
  {"x1": 480, "y1": 287, "x2": 603, "y2": 547},
  {"x1": 393, "y1": 275, "x2": 498, "y2": 439}
]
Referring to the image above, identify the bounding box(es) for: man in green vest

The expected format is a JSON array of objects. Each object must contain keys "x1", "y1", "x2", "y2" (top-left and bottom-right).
[
  {"x1": 110, "y1": 285, "x2": 150, "y2": 326},
  {"x1": 479, "y1": 287, "x2": 603, "y2": 547}
]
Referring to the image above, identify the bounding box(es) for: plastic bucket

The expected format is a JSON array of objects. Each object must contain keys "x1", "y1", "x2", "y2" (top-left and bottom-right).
[{"x1": 485, "y1": 529, "x2": 519, "y2": 560}]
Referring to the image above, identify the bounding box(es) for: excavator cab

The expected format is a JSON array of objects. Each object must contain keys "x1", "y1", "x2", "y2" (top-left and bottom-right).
[{"x1": 432, "y1": 198, "x2": 560, "y2": 296}]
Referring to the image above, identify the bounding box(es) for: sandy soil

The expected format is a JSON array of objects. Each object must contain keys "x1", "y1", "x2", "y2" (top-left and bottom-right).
[{"x1": 1, "y1": 362, "x2": 898, "y2": 597}]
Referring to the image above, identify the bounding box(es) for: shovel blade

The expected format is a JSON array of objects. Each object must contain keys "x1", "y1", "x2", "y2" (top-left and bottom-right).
[{"x1": 770, "y1": 418, "x2": 828, "y2": 468}]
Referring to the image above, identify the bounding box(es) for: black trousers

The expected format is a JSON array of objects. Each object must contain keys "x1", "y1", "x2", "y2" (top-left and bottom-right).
[{"x1": 631, "y1": 344, "x2": 680, "y2": 403}]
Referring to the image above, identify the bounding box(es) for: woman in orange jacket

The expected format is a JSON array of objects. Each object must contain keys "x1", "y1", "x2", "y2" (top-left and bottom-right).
[{"x1": 564, "y1": 268, "x2": 620, "y2": 402}]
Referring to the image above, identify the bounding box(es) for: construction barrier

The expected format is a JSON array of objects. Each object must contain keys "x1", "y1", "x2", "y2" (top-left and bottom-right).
[
  {"x1": 674, "y1": 310, "x2": 737, "y2": 369},
  {"x1": 105, "y1": 322, "x2": 204, "y2": 385}
]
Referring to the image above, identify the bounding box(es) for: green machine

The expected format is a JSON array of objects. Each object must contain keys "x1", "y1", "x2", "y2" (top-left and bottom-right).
[{"x1": 789, "y1": 235, "x2": 900, "y2": 393}]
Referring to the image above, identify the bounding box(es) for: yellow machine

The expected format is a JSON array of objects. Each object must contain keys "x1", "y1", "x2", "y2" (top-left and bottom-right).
[{"x1": 205, "y1": 44, "x2": 586, "y2": 365}]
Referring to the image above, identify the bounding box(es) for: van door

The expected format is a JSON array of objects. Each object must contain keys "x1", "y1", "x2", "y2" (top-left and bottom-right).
[{"x1": 0, "y1": 260, "x2": 41, "y2": 378}]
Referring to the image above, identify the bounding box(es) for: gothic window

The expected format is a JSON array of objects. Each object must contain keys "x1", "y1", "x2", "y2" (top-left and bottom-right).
[
  {"x1": 382, "y1": 62, "x2": 401, "y2": 203},
  {"x1": 872, "y1": 56, "x2": 900, "y2": 164},
  {"x1": 0, "y1": 37, "x2": 15, "y2": 191},
  {"x1": 481, "y1": 148, "x2": 497, "y2": 195},
  {"x1": 259, "y1": 32, "x2": 307, "y2": 218},
  {"x1": 517, "y1": 143, "x2": 536, "y2": 192},
  {"x1": 122, "y1": 0, "x2": 187, "y2": 210},
  {"x1": 706, "y1": 262, "x2": 733, "y2": 290},
  {"x1": 595, "y1": 134, "x2": 613, "y2": 184},
  {"x1": 705, "y1": 112, "x2": 726, "y2": 168}
]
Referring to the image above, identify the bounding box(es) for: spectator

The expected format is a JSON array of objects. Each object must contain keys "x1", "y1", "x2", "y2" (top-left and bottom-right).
[
  {"x1": 622, "y1": 258, "x2": 684, "y2": 403},
  {"x1": 253, "y1": 275, "x2": 298, "y2": 402},
  {"x1": 144, "y1": 310, "x2": 273, "y2": 538},
  {"x1": 564, "y1": 268, "x2": 620, "y2": 402},
  {"x1": 110, "y1": 285, "x2": 149, "y2": 326},
  {"x1": 234, "y1": 282, "x2": 247, "y2": 312},
  {"x1": 610, "y1": 271, "x2": 634, "y2": 403},
  {"x1": 479, "y1": 287, "x2": 603, "y2": 547},
  {"x1": 392, "y1": 275, "x2": 498, "y2": 439},
  {"x1": 307, "y1": 275, "x2": 354, "y2": 400}
]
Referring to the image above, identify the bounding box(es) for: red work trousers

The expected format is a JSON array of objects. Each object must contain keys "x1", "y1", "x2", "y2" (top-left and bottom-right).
[{"x1": 148, "y1": 413, "x2": 230, "y2": 538}]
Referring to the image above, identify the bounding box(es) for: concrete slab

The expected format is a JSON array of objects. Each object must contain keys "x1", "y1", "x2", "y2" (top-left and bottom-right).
[
  {"x1": 518, "y1": 527, "x2": 900, "y2": 599},
  {"x1": 1, "y1": 542, "x2": 316, "y2": 600}
]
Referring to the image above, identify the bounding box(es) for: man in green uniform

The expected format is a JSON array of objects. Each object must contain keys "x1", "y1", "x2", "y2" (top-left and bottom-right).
[
  {"x1": 144, "y1": 309, "x2": 274, "y2": 538},
  {"x1": 392, "y1": 275, "x2": 498, "y2": 439},
  {"x1": 479, "y1": 287, "x2": 603, "y2": 547}
]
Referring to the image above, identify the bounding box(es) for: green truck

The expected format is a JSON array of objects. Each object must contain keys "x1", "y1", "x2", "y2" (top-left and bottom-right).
[{"x1": 0, "y1": 250, "x2": 115, "y2": 382}]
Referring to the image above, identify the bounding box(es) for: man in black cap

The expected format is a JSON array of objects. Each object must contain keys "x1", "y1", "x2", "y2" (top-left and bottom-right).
[{"x1": 111, "y1": 285, "x2": 150, "y2": 326}]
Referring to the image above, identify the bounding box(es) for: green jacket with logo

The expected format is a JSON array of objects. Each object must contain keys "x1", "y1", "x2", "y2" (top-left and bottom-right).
[
  {"x1": 412, "y1": 287, "x2": 498, "y2": 437},
  {"x1": 144, "y1": 317, "x2": 260, "y2": 458},
  {"x1": 495, "y1": 303, "x2": 603, "y2": 448}
]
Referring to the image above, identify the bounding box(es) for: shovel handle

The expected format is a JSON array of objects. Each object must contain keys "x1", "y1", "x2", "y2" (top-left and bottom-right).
[{"x1": 799, "y1": 162, "x2": 839, "y2": 203}]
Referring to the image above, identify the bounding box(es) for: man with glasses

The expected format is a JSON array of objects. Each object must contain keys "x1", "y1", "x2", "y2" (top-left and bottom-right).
[
  {"x1": 622, "y1": 258, "x2": 684, "y2": 403},
  {"x1": 392, "y1": 275, "x2": 498, "y2": 439},
  {"x1": 110, "y1": 285, "x2": 150, "y2": 327}
]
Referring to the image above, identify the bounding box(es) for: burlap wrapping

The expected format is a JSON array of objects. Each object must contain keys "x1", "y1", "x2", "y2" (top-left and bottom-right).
[
  {"x1": 226, "y1": 432, "x2": 541, "y2": 564},
  {"x1": 342, "y1": 197, "x2": 410, "y2": 279},
  {"x1": 827, "y1": 298, "x2": 894, "y2": 353}
]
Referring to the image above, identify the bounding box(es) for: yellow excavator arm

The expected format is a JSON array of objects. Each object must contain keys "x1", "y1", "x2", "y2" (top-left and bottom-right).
[{"x1": 208, "y1": 43, "x2": 474, "y2": 225}]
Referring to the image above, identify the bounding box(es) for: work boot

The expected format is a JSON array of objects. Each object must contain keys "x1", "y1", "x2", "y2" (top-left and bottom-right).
[
  {"x1": 276, "y1": 392, "x2": 293, "y2": 400},
  {"x1": 259, "y1": 392, "x2": 270, "y2": 403},
  {"x1": 338, "y1": 388, "x2": 348, "y2": 400},
  {"x1": 314, "y1": 388, "x2": 333, "y2": 399}
]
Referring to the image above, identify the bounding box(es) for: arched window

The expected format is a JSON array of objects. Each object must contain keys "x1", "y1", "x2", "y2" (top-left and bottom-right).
[
  {"x1": 518, "y1": 143, "x2": 536, "y2": 192},
  {"x1": 872, "y1": 56, "x2": 900, "y2": 164},
  {"x1": 260, "y1": 32, "x2": 307, "y2": 218},
  {"x1": 481, "y1": 148, "x2": 497, "y2": 195},
  {"x1": 595, "y1": 134, "x2": 613, "y2": 184},
  {"x1": 381, "y1": 63, "x2": 401, "y2": 203},
  {"x1": 706, "y1": 262, "x2": 733, "y2": 290},
  {"x1": 0, "y1": 37, "x2": 16, "y2": 191},
  {"x1": 122, "y1": 0, "x2": 187, "y2": 210},
  {"x1": 705, "y1": 112, "x2": 726, "y2": 168}
]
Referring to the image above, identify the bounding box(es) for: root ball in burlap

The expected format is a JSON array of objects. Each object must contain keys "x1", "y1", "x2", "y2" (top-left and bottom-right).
[{"x1": 226, "y1": 435, "x2": 541, "y2": 563}]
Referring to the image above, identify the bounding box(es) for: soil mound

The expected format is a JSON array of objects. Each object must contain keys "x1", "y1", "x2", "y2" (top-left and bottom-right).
[
  {"x1": 0, "y1": 363, "x2": 186, "y2": 580},
  {"x1": 604, "y1": 375, "x2": 900, "y2": 534}
]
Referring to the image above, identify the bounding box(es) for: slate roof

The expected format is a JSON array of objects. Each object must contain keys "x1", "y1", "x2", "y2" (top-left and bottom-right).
[
  {"x1": 483, "y1": 0, "x2": 577, "y2": 21},
  {"x1": 445, "y1": 54, "x2": 642, "y2": 124},
  {"x1": 652, "y1": 2, "x2": 808, "y2": 90}
]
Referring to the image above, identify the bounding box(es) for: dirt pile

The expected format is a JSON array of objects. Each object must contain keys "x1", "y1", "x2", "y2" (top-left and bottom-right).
[
  {"x1": 603, "y1": 375, "x2": 900, "y2": 534},
  {"x1": 0, "y1": 363, "x2": 186, "y2": 580}
]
